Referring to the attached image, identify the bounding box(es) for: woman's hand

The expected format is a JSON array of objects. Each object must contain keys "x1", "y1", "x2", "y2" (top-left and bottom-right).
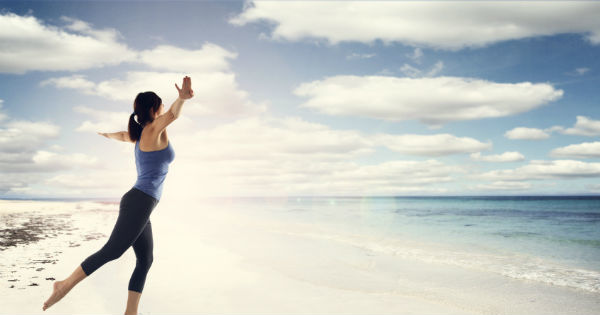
[
  {"x1": 175, "y1": 76, "x2": 194, "y2": 100},
  {"x1": 97, "y1": 132, "x2": 109, "y2": 138}
]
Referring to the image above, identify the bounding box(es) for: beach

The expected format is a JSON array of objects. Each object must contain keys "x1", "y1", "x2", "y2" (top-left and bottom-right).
[{"x1": 1, "y1": 196, "x2": 599, "y2": 314}]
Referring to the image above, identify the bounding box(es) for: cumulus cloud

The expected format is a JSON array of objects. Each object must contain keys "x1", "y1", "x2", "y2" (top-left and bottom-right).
[
  {"x1": 59, "y1": 110, "x2": 469, "y2": 197},
  {"x1": 44, "y1": 169, "x2": 134, "y2": 190},
  {"x1": 229, "y1": 1, "x2": 600, "y2": 50},
  {"x1": 294, "y1": 75, "x2": 562, "y2": 126},
  {"x1": 41, "y1": 71, "x2": 268, "y2": 118},
  {"x1": 30, "y1": 151, "x2": 98, "y2": 171},
  {"x1": 503, "y1": 116, "x2": 600, "y2": 140},
  {"x1": 0, "y1": 13, "x2": 247, "y2": 75},
  {"x1": 73, "y1": 106, "x2": 131, "y2": 133},
  {"x1": 559, "y1": 116, "x2": 600, "y2": 136},
  {"x1": 138, "y1": 43, "x2": 238, "y2": 73},
  {"x1": 39, "y1": 75, "x2": 96, "y2": 93},
  {"x1": 40, "y1": 41, "x2": 267, "y2": 119},
  {"x1": 132, "y1": 115, "x2": 466, "y2": 198},
  {"x1": 0, "y1": 13, "x2": 137, "y2": 74},
  {"x1": 0, "y1": 120, "x2": 99, "y2": 173},
  {"x1": 177, "y1": 116, "x2": 375, "y2": 161},
  {"x1": 504, "y1": 127, "x2": 551, "y2": 140},
  {"x1": 0, "y1": 119, "x2": 60, "y2": 153},
  {"x1": 470, "y1": 151, "x2": 525, "y2": 162},
  {"x1": 477, "y1": 160, "x2": 600, "y2": 181},
  {"x1": 0, "y1": 100, "x2": 101, "y2": 194},
  {"x1": 373, "y1": 133, "x2": 491, "y2": 156},
  {"x1": 550, "y1": 141, "x2": 600, "y2": 159}
]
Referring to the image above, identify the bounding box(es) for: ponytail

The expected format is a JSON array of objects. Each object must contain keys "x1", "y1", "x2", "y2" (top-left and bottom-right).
[{"x1": 128, "y1": 113, "x2": 143, "y2": 142}]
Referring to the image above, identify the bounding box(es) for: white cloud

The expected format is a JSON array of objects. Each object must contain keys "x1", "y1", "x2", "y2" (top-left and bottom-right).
[
  {"x1": 229, "y1": 1, "x2": 600, "y2": 50},
  {"x1": 504, "y1": 127, "x2": 550, "y2": 140},
  {"x1": 550, "y1": 141, "x2": 600, "y2": 159},
  {"x1": 42, "y1": 71, "x2": 268, "y2": 118},
  {"x1": 0, "y1": 120, "x2": 60, "y2": 153},
  {"x1": 373, "y1": 133, "x2": 491, "y2": 156},
  {"x1": 175, "y1": 116, "x2": 374, "y2": 162},
  {"x1": 470, "y1": 151, "x2": 525, "y2": 162},
  {"x1": 405, "y1": 48, "x2": 423, "y2": 64},
  {"x1": 31, "y1": 150, "x2": 99, "y2": 171},
  {"x1": 346, "y1": 52, "x2": 376, "y2": 60},
  {"x1": 113, "y1": 114, "x2": 464, "y2": 198},
  {"x1": 294, "y1": 75, "x2": 562, "y2": 126},
  {"x1": 560, "y1": 116, "x2": 600, "y2": 136},
  {"x1": 399, "y1": 64, "x2": 422, "y2": 78},
  {"x1": 566, "y1": 67, "x2": 590, "y2": 76},
  {"x1": 475, "y1": 181, "x2": 532, "y2": 191},
  {"x1": 73, "y1": 106, "x2": 131, "y2": 133},
  {"x1": 426, "y1": 61, "x2": 444, "y2": 77},
  {"x1": 138, "y1": 43, "x2": 238, "y2": 73},
  {"x1": 0, "y1": 100, "x2": 101, "y2": 196},
  {"x1": 0, "y1": 13, "x2": 137, "y2": 74},
  {"x1": 502, "y1": 116, "x2": 600, "y2": 140},
  {"x1": 399, "y1": 61, "x2": 444, "y2": 78},
  {"x1": 40, "y1": 40, "x2": 267, "y2": 118},
  {"x1": 1, "y1": 13, "x2": 244, "y2": 75},
  {"x1": 45, "y1": 170, "x2": 132, "y2": 190},
  {"x1": 0, "y1": 173, "x2": 37, "y2": 194},
  {"x1": 478, "y1": 160, "x2": 600, "y2": 181},
  {"x1": 40, "y1": 75, "x2": 95, "y2": 93}
]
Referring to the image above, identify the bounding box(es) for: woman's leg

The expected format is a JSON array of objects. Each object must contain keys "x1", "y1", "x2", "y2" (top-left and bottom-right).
[
  {"x1": 125, "y1": 291, "x2": 142, "y2": 315},
  {"x1": 129, "y1": 220, "x2": 154, "y2": 293},
  {"x1": 125, "y1": 221, "x2": 154, "y2": 314},
  {"x1": 42, "y1": 265, "x2": 87, "y2": 311},
  {"x1": 81, "y1": 189, "x2": 156, "y2": 276},
  {"x1": 42, "y1": 188, "x2": 158, "y2": 311}
]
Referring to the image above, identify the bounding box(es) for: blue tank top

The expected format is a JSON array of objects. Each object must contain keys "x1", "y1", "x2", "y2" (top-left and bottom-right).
[{"x1": 133, "y1": 138, "x2": 175, "y2": 201}]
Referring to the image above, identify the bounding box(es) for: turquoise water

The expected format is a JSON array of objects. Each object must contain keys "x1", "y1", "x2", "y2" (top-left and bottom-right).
[{"x1": 220, "y1": 196, "x2": 600, "y2": 293}]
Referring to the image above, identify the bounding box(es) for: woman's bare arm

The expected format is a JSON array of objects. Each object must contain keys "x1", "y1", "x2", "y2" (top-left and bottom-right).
[
  {"x1": 150, "y1": 76, "x2": 193, "y2": 133},
  {"x1": 171, "y1": 76, "x2": 193, "y2": 118},
  {"x1": 98, "y1": 131, "x2": 134, "y2": 143}
]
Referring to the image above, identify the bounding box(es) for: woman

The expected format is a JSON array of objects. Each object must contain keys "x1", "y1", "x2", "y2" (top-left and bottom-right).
[{"x1": 43, "y1": 76, "x2": 193, "y2": 314}]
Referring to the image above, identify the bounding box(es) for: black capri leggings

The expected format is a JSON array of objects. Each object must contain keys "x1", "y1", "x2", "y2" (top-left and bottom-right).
[{"x1": 81, "y1": 187, "x2": 159, "y2": 293}]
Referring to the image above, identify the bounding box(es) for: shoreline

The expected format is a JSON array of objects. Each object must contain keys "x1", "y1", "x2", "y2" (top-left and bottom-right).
[{"x1": 0, "y1": 198, "x2": 599, "y2": 314}]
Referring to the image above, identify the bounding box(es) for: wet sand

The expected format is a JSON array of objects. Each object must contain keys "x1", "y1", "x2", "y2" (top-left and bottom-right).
[{"x1": 0, "y1": 201, "x2": 114, "y2": 291}]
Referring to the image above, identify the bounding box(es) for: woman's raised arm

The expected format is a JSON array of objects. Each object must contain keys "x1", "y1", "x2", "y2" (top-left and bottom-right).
[{"x1": 170, "y1": 76, "x2": 193, "y2": 119}]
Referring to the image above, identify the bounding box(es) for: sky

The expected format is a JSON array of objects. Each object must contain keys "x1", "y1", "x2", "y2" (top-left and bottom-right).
[{"x1": 1, "y1": 0, "x2": 600, "y2": 200}]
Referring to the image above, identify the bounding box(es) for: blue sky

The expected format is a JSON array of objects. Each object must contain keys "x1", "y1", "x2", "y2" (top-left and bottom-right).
[{"x1": 1, "y1": 1, "x2": 600, "y2": 199}]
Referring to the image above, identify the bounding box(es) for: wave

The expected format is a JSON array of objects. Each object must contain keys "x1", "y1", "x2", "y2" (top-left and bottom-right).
[{"x1": 275, "y1": 227, "x2": 600, "y2": 294}]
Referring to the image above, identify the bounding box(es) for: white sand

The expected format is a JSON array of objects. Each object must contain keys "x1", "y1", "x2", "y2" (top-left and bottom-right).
[{"x1": 1, "y1": 197, "x2": 599, "y2": 314}]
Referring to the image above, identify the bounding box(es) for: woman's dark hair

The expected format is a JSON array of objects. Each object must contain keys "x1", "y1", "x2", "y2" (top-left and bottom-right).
[{"x1": 128, "y1": 91, "x2": 162, "y2": 142}]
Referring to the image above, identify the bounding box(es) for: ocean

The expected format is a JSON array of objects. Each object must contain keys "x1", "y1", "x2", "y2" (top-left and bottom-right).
[{"x1": 214, "y1": 195, "x2": 600, "y2": 293}]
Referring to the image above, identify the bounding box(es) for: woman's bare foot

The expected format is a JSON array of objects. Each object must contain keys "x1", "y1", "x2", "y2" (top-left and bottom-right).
[{"x1": 43, "y1": 280, "x2": 71, "y2": 311}]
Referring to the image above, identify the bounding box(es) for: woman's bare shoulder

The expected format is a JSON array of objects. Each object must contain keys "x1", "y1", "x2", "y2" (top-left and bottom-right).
[{"x1": 139, "y1": 126, "x2": 168, "y2": 151}]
